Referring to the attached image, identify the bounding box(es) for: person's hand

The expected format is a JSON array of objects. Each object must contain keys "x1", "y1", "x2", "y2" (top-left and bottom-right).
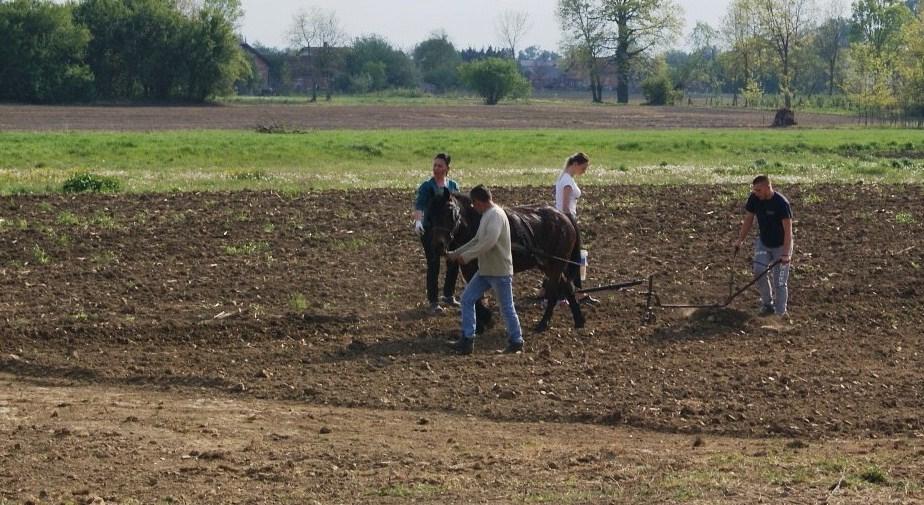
[
  {"x1": 448, "y1": 253, "x2": 464, "y2": 265},
  {"x1": 781, "y1": 254, "x2": 792, "y2": 264},
  {"x1": 414, "y1": 219, "x2": 425, "y2": 235}
]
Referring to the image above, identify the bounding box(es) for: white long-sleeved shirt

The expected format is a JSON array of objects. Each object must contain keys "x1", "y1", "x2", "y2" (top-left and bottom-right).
[{"x1": 448, "y1": 205, "x2": 513, "y2": 276}]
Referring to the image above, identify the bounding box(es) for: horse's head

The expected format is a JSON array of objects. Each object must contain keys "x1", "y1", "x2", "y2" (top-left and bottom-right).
[{"x1": 426, "y1": 187, "x2": 463, "y2": 254}]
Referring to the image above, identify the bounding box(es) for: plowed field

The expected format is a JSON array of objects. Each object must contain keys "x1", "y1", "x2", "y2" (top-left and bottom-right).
[
  {"x1": 2, "y1": 184, "x2": 923, "y2": 503},
  {"x1": 0, "y1": 103, "x2": 855, "y2": 131}
]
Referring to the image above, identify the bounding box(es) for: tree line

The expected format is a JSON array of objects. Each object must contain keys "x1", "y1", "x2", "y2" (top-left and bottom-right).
[
  {"x1": 557, "y1": 0, "x2": 923, "y2": 122},
  {"x1": 2, "y1": 0, "x2": 922, "y2": 117},
  {"x1": 0, "y1": 0, "x2": 247, "y2": 103}
]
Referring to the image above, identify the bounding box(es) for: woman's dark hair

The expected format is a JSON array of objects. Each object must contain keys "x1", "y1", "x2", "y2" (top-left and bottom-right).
[
  {"x1": 434, "y1": 153, "x2": 452, "y2": 166},
  {"x1": 566, "y1": 152, "x2": 589, "y2": 167}
]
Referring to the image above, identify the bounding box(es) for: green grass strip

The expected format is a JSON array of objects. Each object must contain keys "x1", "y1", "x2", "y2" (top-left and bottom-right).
[{"x1": 1, "y1": 129, "x2": 922, "y2": 194}]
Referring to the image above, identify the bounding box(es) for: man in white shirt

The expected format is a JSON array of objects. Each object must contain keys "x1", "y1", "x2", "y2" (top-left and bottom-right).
[{"x1": 446, "y1": 185, "x2": 523, "y2": 355}]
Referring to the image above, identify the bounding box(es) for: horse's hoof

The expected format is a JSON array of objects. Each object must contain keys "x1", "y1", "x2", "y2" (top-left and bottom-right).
[
  {"x1": 535, "y1": 322, "x2": 549, "y2": 332},
  {"x1": 574, "y1": 319, "x2": 586, "y2": 329}
]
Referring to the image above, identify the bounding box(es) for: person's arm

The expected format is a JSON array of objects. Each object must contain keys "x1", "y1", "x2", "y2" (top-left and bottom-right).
[
  {"x1": 781, "y1": 218, "x2": 793, "y2": 263},
  {"x1": 458, "y1": 212, "x2": 502, "y2": 263},
  {"x1": 734, "y1": 212, "x2": 755, "y2": 249},
  {"x1": 559, "y1": 185, "x2": 572, "y2": 212},
  {"x1": 413, "y1": 182, "x2": 428, "y2": 234}
]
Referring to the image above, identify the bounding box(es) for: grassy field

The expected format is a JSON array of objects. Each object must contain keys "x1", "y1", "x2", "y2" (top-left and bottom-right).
[{"x1": 1, "y1": 128, "x2": 922, "y2": 193}]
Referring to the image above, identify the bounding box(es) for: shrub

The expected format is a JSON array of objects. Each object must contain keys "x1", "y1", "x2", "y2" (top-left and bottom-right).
[
  {"x1": 62, "y1": 173, "x2": 120, "y2": 193},
  {"x1": 642, "y1": 73, "x2": 675, "y2": 105},
  {"x1": 458, "y1": 58, "x2": 530, "y2": 105}
]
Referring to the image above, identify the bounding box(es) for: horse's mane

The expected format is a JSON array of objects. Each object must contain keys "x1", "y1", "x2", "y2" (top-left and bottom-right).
[{"x1": 449, "y1": 191, "x2": 471, "y2": 207}]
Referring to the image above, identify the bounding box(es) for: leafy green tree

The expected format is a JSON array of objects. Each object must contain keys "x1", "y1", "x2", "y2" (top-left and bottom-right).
[
  {"x1": 180, "y1": 7, "x2": 247, "y2": 100},
  {"x1": 754, "y1": 0, "x2": 815, "y2": 110},
  {"x1": 458, "y1": 57, "x2": 530, "y2": 104},
  {"x1": 684, "y1": 21, "x2": 723, "y2": 95},
  {"x1": 73, "y1": 0, "x2": 245, "y2": 101},
  {"x1": 721, "y1": 0, "x2": 766, "y2": 105},
  {"x1": 0, "y1": 0, "x2": 94, "y2": 103},
  {"x1": 602, "y1": 0, "x2": 684, "y2": 104},
  {"x1": 413, "y1": 32, "x2": 462, "y2": 92},
  {"x1": 641, "y1": 56, "x2": 676, "y2": 104},
  {"x1": 897, "y1": 7, "x2": 924, "y2": 118},
  {"x1": 557, "y1": 0, "x2": 609, "y2": 102},
  {"x1": 850, "y1": 0, "x2": 913, "y2": 58},
  {"x1": 815, "y1": 4, "x2": 850, "y2": 95},
  {"x1": 344, "y1": 35, "x2": 417, "y2": 92}
]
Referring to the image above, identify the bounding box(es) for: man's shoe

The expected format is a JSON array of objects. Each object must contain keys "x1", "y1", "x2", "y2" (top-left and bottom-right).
[
  {"x1": 441, "y1": 295, "x2": 461, "y2": 308},
  {"x1": 427, "y1": 303, "x2": 445, "y2": 315},
  {"x1": 758, "y1": 305, "x2": 774, "y2": 316},
  {"x1": 447, "y1": 338, "x2": 474, "y2": 355},
  {"x1": 500, "y1": 341, "x2": 523, "y2": 354}
]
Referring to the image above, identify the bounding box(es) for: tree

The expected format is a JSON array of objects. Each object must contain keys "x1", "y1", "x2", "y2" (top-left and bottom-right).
[
  {"x1": 458, "y1": 57, "x2": 530, "y2": 104},
  {"x1": 754, "y1": 0, "x2": 816, "y2": 110},
  {"x1": 343, "y1": 35, "x2": 417, "y2": 92},
  {"x1": 641, "y1": 56, "x2": 676, "y2": 104},
  {"x1": 685, "y1": 21, "x2": 723, "y2": 95},
  {"x1": 74, "y1": 0, "x2": 245, "y2": 102},
  {"x1": 721, "y1": 0, "x2": 766, "y2": 105},
  {"x1": 600, "y1": 0, "x2": 684, "y2": 103},
  {"x1": 180, "y1": 7, "x2": 247, "y2": 100},
  {"x1": 815, "y1": 0, "x2": 850, "y2": 95},
  {"x1": 413, "y1": 32, "x2": 462, "y2": 92},
  {"x1": 849, "y1": 0, "x2": 913, "y2": 59},
  {"x1": 897, "y1": 8, "x2": 924, "y2": 120},
  {"x1": 175, "y1": 0, "x2": 242, "y2": 28},
  {"x1": 496, "y1": 10, "x2": 531, "y2": 60},
  {"x1": 288, "y1": 7, "x2": 347, "y2": 101},
  {"x1": 0, "y1": 0, "x2": 94, "y2": 103},
  {"x1": 557, "y1": 0, "x2": 609, "y2": 102}
]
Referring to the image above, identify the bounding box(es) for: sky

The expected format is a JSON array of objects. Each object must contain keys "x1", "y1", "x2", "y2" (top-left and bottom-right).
[{"x1": 239, "y1": 0, "x2": 731, "y2": 53}]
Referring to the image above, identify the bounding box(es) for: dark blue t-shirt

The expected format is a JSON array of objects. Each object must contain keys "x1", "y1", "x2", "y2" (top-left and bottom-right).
[
  {"x1": 745, "y1": 192, "x2": 792, "y2": 248},
  {"x1": 415, "y1": 177, "x2": 460, "y2": 219}
]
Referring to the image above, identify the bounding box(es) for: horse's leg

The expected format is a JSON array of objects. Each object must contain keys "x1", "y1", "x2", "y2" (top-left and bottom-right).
[
  {"x1": 563, "y1": 280, "x2": 586, "y2": 329},
  {"x1": 475, "y1": 300, "x2": 493, "y2": 334},
  {"x1": 536, "y1": 275, "x2": 559, "y2": 332}
]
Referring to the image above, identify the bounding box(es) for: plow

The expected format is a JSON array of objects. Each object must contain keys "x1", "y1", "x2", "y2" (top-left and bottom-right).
[{"x1": 570, "y1": 247, "x2": 783, "y2": 324}]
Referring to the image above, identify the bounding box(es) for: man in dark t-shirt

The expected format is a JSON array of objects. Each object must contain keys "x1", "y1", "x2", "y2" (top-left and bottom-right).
[{"x1": 734, "y1": 175, "x2": 794, "y2": 317}]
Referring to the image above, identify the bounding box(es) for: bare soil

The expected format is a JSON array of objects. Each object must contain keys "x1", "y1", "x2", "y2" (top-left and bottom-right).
[
  {"x1": 2, "y1": 185, "x2": 923, "y2": 503},
  {"x1": 0, "y1": 104, "x2": 856, "y2": 131}
]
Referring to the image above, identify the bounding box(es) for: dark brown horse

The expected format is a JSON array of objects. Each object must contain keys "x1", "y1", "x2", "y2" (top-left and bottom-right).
[{"x1": 426, "y1": 188, "x2": 585, "y2": 332}]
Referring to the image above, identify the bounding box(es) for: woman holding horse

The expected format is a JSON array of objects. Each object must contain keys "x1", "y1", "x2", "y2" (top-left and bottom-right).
[
  {"x1": 554, "y1": 152, "x2": 599, "y2": 305},
  {"x1": 413, "y1": 153, "x2": 461, "y2": 314}
]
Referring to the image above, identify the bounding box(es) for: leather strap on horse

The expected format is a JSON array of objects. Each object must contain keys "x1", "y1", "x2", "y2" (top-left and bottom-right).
[{"x1": 511, "y1": 242, "x2": 583, "y2": 267}]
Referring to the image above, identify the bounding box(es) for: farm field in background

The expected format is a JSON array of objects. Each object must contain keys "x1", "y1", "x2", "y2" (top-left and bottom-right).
[
  {"x1": 1, "y1": 185, "x2": 923, "y2": 504},
  {"x1": 1, "y1": 128, "x2": 923, "y2": 194},
  {"x1": 0, "y1": 102, "x2": 857, "y2": 132}
]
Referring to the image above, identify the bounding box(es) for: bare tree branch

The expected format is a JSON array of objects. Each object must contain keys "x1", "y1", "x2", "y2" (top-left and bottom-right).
[{"x1": 496, "y1": 10, "x2": 531, "y2": 58}]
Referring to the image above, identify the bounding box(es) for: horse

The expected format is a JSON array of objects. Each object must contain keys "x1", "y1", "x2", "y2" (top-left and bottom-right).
[{"x1": 425, "y1": 187, "x2": 586, "y2": 332}]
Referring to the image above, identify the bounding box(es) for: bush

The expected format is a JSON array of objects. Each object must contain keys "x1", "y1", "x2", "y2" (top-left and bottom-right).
[
  {"x1": 62, "y1": 173, "x2": 120, "y2": 193},
  {"x1": 642, "y1": 74, "x2": 675, "y2": 105},
  {"x1": 458, "y1": 58, "x2": 530, "y2": 105}
]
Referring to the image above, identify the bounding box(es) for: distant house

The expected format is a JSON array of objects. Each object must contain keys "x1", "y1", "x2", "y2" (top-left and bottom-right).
[
  {"x1": 520, "y1": 55, "x2": 620, "y2": 91},
  {"x1": 240, "y1": 42, "x2": 271, "y2": 93},
  {"x1": 287, "y1": 44, "x2": 350, "y2": 94}
]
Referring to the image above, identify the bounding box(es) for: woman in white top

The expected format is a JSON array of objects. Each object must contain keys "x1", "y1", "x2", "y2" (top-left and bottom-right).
[{"x1": 553, "y1": 152, "x2": 598, "y2": 304}]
